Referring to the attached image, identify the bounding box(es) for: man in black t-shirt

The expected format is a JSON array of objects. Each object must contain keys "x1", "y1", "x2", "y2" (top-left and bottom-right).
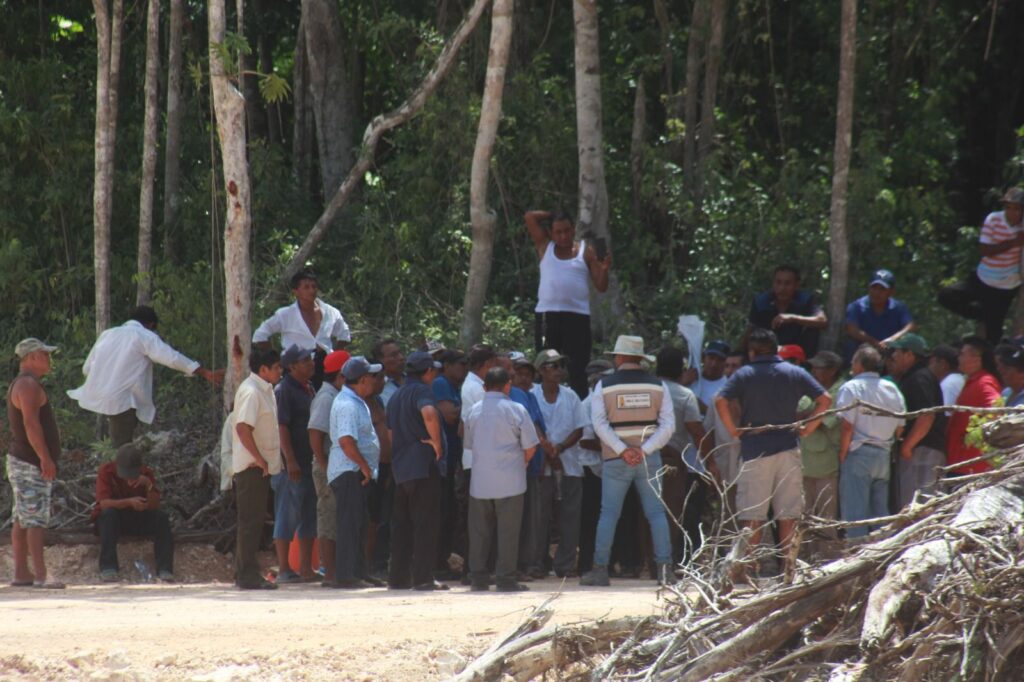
[
  {"x1": 744, "y1": 265, "x2": 827, "y2": 358},
  {"x1": 887, "y1": 334, "x2": 946, "y2": 508}
]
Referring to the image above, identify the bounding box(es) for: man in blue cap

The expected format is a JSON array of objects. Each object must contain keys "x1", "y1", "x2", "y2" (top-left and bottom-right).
[
  {"x1": 844, "y1": 269, "x2": 916, "y2": 360},
  {"x1": 386, "y1": 351, "x2": 447, "y2": 591}
]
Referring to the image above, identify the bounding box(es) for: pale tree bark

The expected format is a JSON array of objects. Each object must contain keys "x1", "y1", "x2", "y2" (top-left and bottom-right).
[
  {"x1": 459, "y1": 0, "x2": 514, "y2": 348},
  {"x1": 136, "y1": 0, "x2": 161, "y2": 306},
  {"x1": 209, "y1": 0, "x2": 254, "y2": 409},
  {"x1": 629, "y1": 76, "x2": 646, "y2": 216},
  {"x1": 682, "y1": 0, "x2": 708, "y2": 180},
  {"x1": 92, "y1": 0, "x2": 124, "y2": 334},
  {"x1": 302, "y1": 0, "x2": 359, "y2": 201},
  {"x1": 573, "y1": 0, "x2": 623, "y2": 339},
  {"x1": 291, "y1": 16, "x2": 314, "y2": 195},
  {"x1": 162, "y1": 0, "x2": 184, "y2": 262},
  {"x1": 282, "y1": 0, "x2": 493, "y2": 283},
  {"x1": 697, "y1": 0, "x2": 727, "y2": 167},
  {"x1": 824, "y1": 0, "x2": 857, "y2": 349}
]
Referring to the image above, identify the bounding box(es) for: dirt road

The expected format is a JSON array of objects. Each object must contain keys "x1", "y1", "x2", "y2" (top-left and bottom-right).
[{"x1": 0, "y1": 579, "x2": 663, "y2": 680}]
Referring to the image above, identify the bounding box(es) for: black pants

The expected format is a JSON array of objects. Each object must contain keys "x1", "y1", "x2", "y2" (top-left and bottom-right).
[
  {"x1": 389, "y1": 466, "x2": 441, "y2": 588},
  {"x1": 369, "y1": 463, "x2": 394, "y2": 573},
  {"x1": 535, "y1": 311, "x2": 591, "y2": 399},
  {"x1": 577, "y1": 467, "x2": 602, "y2": 573},
  {"x1": 234, "y1": 467, "x2": 270, "y2": 587},
  {"x1": 938, "y1": 272, "x2": 1019, "y2": 344},
  {"x1": 96, "y1": 507, "x2": 173, "y2": 574},
  {"x1": 437, "y1": 465, "x2": 458, "y2": 570},
  {"x1": 331, "y1": 471, "x2": 367, "y2": 582}
]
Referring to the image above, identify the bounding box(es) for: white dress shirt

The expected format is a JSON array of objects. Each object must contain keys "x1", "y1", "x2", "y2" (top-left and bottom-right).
[
  {"x1": 591, "y1": 378, "x2": 676, "y2": 456},
  {"x1": 252, "y1": 299, "x2": 351, "y2": 352},
  {"x1": 459, "y1": 371, "x2": 486, "y2": 469},
  {"x1": 67, "y1": 320, "x2": 200, "y2": 424}
]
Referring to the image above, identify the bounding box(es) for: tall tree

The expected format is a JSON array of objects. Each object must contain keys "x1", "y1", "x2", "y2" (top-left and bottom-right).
[
  {"x1": 682, "y1": 0, "x2": 708, "y2": 180},
  {"x1": 697, "y1": 0, "x2": 727, "y2": 167},
  {"x1": 136, "y1": 0, "x2": 161, "y2": 306},
  {"x1": 92, "y1": 0, "x2": 124, "y2": 333},
  {"x1": 282, "y1": 0, "x2": 493, "y2": 283},
  {"x1": 209, "y1": 0, "x2": 254, "y2": 408},
  {"x1": 291, "y1": 16, "x2": 315, "y2": 195},
  {"x1": 162, "y1": 0, "x2": 185, "y2": 261},
  {"x1": 825, "y1": 0, "x2": 858, "y2": 348},
  {"x1": 302, "y1": 0, "x2": 360, "y2": 201},
  {"x1": 573, "y1": 0, "x2": 622, "y2": 337},
  {"x1": 459, "y1": 0, "x2": 513, "y2": 347}
]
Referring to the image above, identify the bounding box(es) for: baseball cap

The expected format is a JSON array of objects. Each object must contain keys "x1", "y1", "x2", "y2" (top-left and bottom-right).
[
  {"x1": 439, "y1": 349, "x2": 467, "y2": 365},
  {"x1": 423, "y1": 339, "x2": 447, "y2": 357},
  {"x1": 889, "y1": 333, "x2": 928, "y2": 356},
  {"x1": 807, "y1": 350, "x2": 842, "y2": 369},
  {"x1": 406, "y1": 350, "x2": 442, "y2": 372},
  {"x1": 507, "y1": 351, "x2": 532, "y2": 368},
  {"x1": 323, "y1": 350, "x2": 352, "y2": 374},
  {"x1": 15, "y1": 338, "x2": 57, "y2": 358},
  {"x1": 534, "y1": 349, "x2": 567, "y2": 367},
  {"x1": 342, "y1": 356, "x2": 383, "y2": 381},
  {"x1": 704, "y1": 340, "x2": 731, "y2": 358},
  {"x1": 115, "y1": 443, "x2": 144, "y2": 480},
  {"x1": 585, "y1": 358, "x2": 614, "y2": 376},
  {"x1": 869, "y1": 269, "x2": 895, "y2": 289},
  {"x1": 281, "y1": 344, "x2": 314, "y2": 368},
  {"x1": 1001, "y1": 187, "x2": 1024, "y2": 205},
  {"x1": 778, "y1": 344, "x2": 807, "y2": 365}
]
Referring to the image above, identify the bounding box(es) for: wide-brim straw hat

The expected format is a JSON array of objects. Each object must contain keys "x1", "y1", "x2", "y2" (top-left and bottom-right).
[{"x1": 605, "y1": 335, "x2": 655, "y2": 363}]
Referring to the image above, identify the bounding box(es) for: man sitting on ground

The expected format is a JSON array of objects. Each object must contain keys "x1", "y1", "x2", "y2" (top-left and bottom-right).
[{"x1": 93, "y1": 444, "x2": 174, "y2": 582}]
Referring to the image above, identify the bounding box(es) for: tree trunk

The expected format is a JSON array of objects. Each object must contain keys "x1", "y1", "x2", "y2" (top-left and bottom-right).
[
  {"x1": 682, "y1": 0, "x2": 708, "y2": 180},
  {"x1": 824, "y1": 0, "x2": 857, "y2": 349},
  {"x1": 697, "y1": 0, "x2": 727, "y2": 168},
  {"x1": 291, "y1": 16, "x2": 315, "y2": 195},
  {"x1": 162, "y1": 0, "x2": 185, "y2": 262},
  {"x1": 629, "y1": 76, "x2": 646, "y2": 217},
  {"x1": 91, "y1": 0, "x2": 124, "y2": 334},
  {"x1": 458, "y1": 0, "x2": 513, "y2": 348},
  {"x1": 573, "y1": 0, "x2": 623, "y2": 341},
  {"x1": 302, "y1": 0, "x2": 359, "y2": 201},
  {"x1": 281, "y1": 0, "x2": 493, "y2": 284},
  {"x1": 209, "y1": 0, "x2": 254, "y2": 409},
  {"x1": 136, "y1": 0, "x2": 161, "y2": 306}
]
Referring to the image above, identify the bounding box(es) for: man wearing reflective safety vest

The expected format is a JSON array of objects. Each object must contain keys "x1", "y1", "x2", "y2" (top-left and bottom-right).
[{"x1": 580, "y1": 336, "x2": 675, "y2": 587}]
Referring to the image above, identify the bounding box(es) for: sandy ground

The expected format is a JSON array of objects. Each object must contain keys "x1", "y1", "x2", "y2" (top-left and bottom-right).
[{"x1": 0, "y1": 575, "x2": 664, "y2": 680}]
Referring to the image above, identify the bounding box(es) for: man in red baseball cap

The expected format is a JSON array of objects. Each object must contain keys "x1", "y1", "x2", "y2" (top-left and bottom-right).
[{"x1": 778, "y1": 345, "x2": 807, "y2": 366}]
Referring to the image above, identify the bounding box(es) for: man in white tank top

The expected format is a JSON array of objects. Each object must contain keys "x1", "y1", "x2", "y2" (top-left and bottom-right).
[{"x1": 525, "y1": 210, "x2": 612, "y2": 399}]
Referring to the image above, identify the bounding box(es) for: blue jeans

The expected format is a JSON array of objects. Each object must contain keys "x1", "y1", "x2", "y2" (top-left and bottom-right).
[
  {"x1": 271, "y1": 469, "x2": 318, "y2": 541},
  {"x1": 840, "y1": 444, "x2": 891, "y2": 539},
  {"x1": 593, "y1": 454, "x2": 671, "y2": 566}
]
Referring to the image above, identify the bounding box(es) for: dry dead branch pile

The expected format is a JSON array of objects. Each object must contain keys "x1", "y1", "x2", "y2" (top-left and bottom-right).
[{"x1": 459, "y1": 412, "x2": 1024, "y2": 681}]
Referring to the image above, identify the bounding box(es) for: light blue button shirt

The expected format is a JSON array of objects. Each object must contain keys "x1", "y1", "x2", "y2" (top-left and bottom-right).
[
  {"x1": 328, "y1": 386, "x2": 380, "y2": 483},
  {"x1": 464, "y1": 392, "x2": 540, "y2": 499},
  {"x1": 835, "y1": 372, "x2": 906, "y2": 450}
]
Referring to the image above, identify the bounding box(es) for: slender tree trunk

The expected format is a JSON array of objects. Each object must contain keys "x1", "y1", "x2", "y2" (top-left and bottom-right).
[
  {"x1": 162, "y1": 0, "x2": 184, "y2": 262},
  {"x1": 573, "y1": 0, "x2": 623, "y2": 340},
  {"x1": 209, "y1": 0, "x2": 254, "y2": 409},
  {"x1": 259, "y1": 33, "x2": 282, "y2": 146},
  {"x1": 302, "y1": 0, "x2": 359, "y2": 201},
  {"x1": 91, "y1": 0, "x2": 124, "y2": 334},
  {"x1": 282, "y1": 0, "x2": 493, "y2": 283},
  {"x1": 682, "y1": 0, "x2": 708, "y2": 180},
  {"x1": 136, "y1": 0, "x2": 161, "y2": 306},
  {"x1": 629, "y1": 76, "x2": 646, "y2": 217},
  {"x1": 459, "y1": 0, "x2": 513, "y2": 348},
  {"x1": 697, "y1": 0, "x2": 727, "y2": 168},
  {"x1": 291, "y1": 16, "x2": 314, "y2": 195},
  {"x1": 824, "y1": 0, "x2": 857, "y2": 349}
]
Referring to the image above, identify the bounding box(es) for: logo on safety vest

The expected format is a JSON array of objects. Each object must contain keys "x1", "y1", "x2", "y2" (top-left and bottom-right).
[{"x1": 617, "y1": 393, "x2": 651, "y2": 409}]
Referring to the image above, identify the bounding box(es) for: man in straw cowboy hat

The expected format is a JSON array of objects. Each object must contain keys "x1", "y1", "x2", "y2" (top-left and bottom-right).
[{"x1": 580, "y1": 335, "x2": 676, "y2": 587}]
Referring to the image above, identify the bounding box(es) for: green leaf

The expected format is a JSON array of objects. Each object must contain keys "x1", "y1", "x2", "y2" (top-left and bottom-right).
[{"x1": 258, "y1": 73, "x2": 291, "y2": 104}]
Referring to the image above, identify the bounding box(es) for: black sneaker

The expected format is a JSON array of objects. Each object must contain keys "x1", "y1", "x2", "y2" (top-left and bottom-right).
[
  {"x1": 413, "y1": 580, "x2": 450, "y2": 591},
  {"x1": 496, "y1": 582, "x2": 529, "y2": 592}
]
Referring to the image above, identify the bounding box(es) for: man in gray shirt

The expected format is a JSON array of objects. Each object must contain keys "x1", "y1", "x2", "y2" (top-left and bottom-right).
[{"x1": 463, "y1": 367, "x2": 540, "y2": 592}]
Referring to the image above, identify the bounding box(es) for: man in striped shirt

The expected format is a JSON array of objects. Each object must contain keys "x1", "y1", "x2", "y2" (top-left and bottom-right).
[{"x1": 939, "y1": 187, "x2": 1024, "y2": 344}]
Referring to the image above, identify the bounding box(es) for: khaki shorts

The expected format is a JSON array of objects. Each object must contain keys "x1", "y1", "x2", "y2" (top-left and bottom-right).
[
  {"x1": 736, "y1": 448, "x2": 803, "y2": 521},
  {"x1": 312, "y1": 459, "x2": 336, "y2": 542}
]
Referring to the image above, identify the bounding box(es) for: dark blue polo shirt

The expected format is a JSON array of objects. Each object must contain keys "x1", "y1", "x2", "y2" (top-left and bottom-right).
[
  {"x1": 844, "y1": 295, "x2": 913, "y2": 358},
  {"x1": 387, "y1": 377, "x2": 440, "y2": 484},
  {"x1": 275, "y1": 373, "x2": 316, "y2": 472},
  {"x1": 510, "y1": 386, "x2": 547, "y2": 477},
  {"x1": 748, "y1": 289, "x2": 823, "y2": 356},
  {"x1": 432, "y1": 376, "x2": 463, "y2": 472},
  {"x1": 718, "y1": 355, "x2": 825, "y2": 461}
]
